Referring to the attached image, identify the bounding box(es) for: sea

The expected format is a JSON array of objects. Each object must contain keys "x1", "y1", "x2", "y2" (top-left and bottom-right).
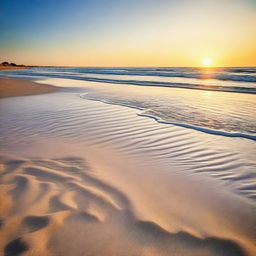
[{"x1": 1, "y1": 66, "x2": 255, "y2": 140}]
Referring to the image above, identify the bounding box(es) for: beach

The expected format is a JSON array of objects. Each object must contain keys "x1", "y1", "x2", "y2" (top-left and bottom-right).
[
  {"x1": 0, "y1": 75, "x2": 255, "y2": 256},
  {"x1": 2, "y1": 0, "x2": 256, "y2": 254},
  {"x1": 0, "y1": 78, "x2": 58, "y2": 98}
]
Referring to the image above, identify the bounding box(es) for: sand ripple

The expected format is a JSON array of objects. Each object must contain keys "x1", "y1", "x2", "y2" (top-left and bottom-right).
[{"x1": 0, "y1": 155, "x2": 252, "y2": 256}]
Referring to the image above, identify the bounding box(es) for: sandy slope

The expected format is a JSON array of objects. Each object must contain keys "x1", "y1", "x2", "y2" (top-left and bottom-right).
[{"x1": 0, "y1": 78, "x2": 58, "y2": 98}]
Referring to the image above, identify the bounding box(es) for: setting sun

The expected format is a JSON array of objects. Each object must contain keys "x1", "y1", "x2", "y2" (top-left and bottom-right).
[{"x1": 203, "y1": 58, "x2": 213, "y2": 67}]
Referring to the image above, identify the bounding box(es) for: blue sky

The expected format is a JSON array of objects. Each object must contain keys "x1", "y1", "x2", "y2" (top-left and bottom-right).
[{"x1": 1, "y1": 0, "x2": 256, "y2": 66}]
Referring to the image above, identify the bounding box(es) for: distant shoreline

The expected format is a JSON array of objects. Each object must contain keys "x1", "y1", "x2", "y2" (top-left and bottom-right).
[
  {"x1": 1, "y1": 64, "x2": 255, "y2": 70},
  {"x1": 0, "y1": 65, "x2": 32, "y2": 70}
]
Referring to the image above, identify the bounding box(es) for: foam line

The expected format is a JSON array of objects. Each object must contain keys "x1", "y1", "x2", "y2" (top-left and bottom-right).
[
  {"x1": 137, "y1": 113, "x2": 256, "y2": 141},
  {"x1": 79, "y1": 93, "x2": 256, "y2": 141}
]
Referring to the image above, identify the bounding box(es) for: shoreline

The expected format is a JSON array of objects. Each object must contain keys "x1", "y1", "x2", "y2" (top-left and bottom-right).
[
  {"x1": 0, "y1": 65, "x2": 33, "y2": 70},
  {"x1": 0, "y1": 78, "x2": 59, "y2": 98}
]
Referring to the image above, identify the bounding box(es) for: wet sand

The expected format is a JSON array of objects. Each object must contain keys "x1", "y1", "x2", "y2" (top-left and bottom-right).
[
  {"x1": 0, "y1": 78, "x2": 255, "y2": 256},
  {"x1": 0, "y1": 78, "x2": 58, "y2": 98}
]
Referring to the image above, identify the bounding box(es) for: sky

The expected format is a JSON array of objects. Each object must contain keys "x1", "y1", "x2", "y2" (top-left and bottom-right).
[{"x1": 1, "y1": 0, "x2": 256, "y2": 67}]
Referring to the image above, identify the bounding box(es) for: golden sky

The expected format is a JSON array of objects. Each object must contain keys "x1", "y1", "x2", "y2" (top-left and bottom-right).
[{"x1": 1, "y1": 0, "x2": 256, "y2": 67}]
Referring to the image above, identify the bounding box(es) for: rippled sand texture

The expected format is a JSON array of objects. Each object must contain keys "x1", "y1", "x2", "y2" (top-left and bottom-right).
[
  {"x1": 0, "y1": 91, "x2": 256, "y2": 256},
  {"x1": 0, "y1": 155, "x2": 254, "y2": 256}
]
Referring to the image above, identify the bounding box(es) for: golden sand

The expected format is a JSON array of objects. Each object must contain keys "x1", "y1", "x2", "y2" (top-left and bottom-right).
[{"x1": 0, "y1": 78, "x2": 58, "y2": 98}]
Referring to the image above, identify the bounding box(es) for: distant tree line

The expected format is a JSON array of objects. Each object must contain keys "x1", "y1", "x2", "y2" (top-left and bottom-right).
[{"x1": 1, "y1": 61, "x2": 24, "y2": 66}]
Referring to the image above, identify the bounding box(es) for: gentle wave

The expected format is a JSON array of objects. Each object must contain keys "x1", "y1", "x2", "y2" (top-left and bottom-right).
[
  {"x1": 138, "y1": 113, "x2": 256, "y2": 141},
  {"x1": 2, "y1": 72, "x2": 256, "y2": 94},
  {"x1": 31, "y1": 66, "x2": 256, "y2": 82},
  {"x1": 1, "y1": 66, "x2": 256, "y2": 93},
  {"x1": 79, "y1": 93, "x2": 256, "y2": 141},
  {"x1": 72, "y1": 67, "x2": 256, "y2": 83}
]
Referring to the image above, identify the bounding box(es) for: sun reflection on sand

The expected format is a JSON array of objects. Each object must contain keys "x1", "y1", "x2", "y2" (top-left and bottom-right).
[{"x1": 204, "y1": 90, "x2": 212, "y2": 97}]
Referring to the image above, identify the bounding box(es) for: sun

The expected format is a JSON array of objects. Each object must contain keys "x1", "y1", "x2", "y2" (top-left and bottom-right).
[{"x1": 203, "y1": 57, "x2": 213, "y2": 67}]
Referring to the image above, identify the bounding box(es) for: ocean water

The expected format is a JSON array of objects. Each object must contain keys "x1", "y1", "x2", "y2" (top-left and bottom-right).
[{"x1": 1, "y1": 67, "x2": 256, "y2": 139}]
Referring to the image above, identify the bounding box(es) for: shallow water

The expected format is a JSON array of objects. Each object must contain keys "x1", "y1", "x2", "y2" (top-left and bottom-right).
[{"x1": 1, "y1": 67, "x2": 255, "y2": 137}]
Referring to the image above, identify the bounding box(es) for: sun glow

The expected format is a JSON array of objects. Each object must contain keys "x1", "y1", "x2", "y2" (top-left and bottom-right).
[{"x1": 203, "y1": 58, "x2": 213, "y2": 67}]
